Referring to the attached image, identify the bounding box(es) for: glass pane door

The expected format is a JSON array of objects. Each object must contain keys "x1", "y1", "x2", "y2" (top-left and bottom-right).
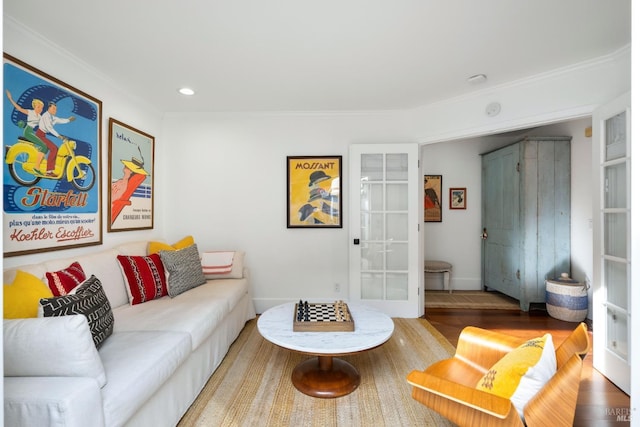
[
  {"x1": 360, "y1": 153, "x2": 409, "y2": 301},
  {"x1": 593, "y1": 92, "x2": 631, "y2": 394},
  {"x1": 349, "y1": 144, "x2": 421, "y2": 318}
]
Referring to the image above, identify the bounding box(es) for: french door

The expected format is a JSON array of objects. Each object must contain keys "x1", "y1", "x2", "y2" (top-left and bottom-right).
[
  {"x1": 348, "y1": 143, "x2": 422, "y2": 318},
  {"x1": 592, "y1": 92, "x2": 631, "y2": 394}
]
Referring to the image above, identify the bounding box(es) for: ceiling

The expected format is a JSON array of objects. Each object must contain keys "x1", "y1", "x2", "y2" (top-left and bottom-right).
[{"x1": 4, "y1": 0, "x2": 631, "y2": 113}]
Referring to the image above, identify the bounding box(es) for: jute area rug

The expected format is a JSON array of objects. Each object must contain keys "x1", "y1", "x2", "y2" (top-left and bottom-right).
[
  {"x1": 178, "y1": 317, "x2": 455, "y2": 427},
  {"x1": 425, "y1": 290, "x2": 520, "y2": 310}
]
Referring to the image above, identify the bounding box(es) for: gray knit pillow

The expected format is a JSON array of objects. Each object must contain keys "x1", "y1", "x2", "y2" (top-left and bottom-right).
[{"x1": 160, "y1": 244, "x2": 207, "y2": 297}]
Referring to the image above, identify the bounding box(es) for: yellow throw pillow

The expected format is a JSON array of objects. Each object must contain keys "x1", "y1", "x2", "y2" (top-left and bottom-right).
[
  {"x1": 148, "y1": 235, "x2": 194, "y2": 254},
  {"x1": 476, "y1": 334, "x2": 556, "y2": 417},
  {"x1": 4, "y1": 270, "x2": 54, "y2": 318}
]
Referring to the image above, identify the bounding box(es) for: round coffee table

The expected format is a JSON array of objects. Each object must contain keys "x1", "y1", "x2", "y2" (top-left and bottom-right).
[{"x1": 257, "y1": 302, "x2": 394, "y2": 398}]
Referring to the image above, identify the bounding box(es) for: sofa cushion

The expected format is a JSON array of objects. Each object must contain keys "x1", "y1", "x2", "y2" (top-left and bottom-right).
[
  {"x1": 188, "y1": 277, "x2": 251, "y2": 315},
  {"x1": 148, "y1": 235, "x2": 194, "y2": 255},
  {"x1": 43, "y1": 249, "x2": 129, "y2": 309},
  {"x1": 44, "y1": 261, "x2": 86, "y2": 296},
  {"x1": 40, "y1": 275, "x2": 115, "y2": 348},
  {"x1": 3, "y1": 315, "x2": 106, "y2": 387},
  {"x1": 160, "y1": 244, "x2": 207, "y2": 297},
  {"x1": 3, "y1": 270, "x2": 53, "y2": 319},
  {"x1": 117, "y1": 253, "x2": 168, "y2": 305},
  {"x1": 3, "y1": 264, "x2": 48, "y2": 290},
  {"x1": 202, "y1": 251, "x2": 245, "y2": 279},
  {"x1": 476, "y1": 333, "x2": 556, "y2": 417},
  {"x1": 116, "y1": 240, "x2": 152, "y2": 257},
  {"x1": 99, "y1": 330, "x2": 191, "y2": 427},
  {"x1": 113, "y1": 282, "x2": 231, "y2": 350}
]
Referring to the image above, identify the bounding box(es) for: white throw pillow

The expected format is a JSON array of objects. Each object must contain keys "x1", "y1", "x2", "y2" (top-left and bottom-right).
[
  {"x1": 3, "y1": 315, "x2": 107, "y2": 387},
  {"x1": 202, "y1": 251, "x2": 245, "y2": 279}
]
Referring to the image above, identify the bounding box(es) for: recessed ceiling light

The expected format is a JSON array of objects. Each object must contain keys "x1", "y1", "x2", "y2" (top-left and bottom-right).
[
  {"x1": 467, "y1": 74, "x2": 487, "y2": 84},
  {"x1": 178, "y1": 87, "x2": 195, "y2": 96}
]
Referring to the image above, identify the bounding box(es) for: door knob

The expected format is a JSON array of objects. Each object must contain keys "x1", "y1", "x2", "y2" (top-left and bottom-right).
[{"x1": 481, "y1": 228, "x2": 488, "y2": 240}]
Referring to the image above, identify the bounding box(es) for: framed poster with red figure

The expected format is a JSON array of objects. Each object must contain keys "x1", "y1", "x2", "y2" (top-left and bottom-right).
[
  {"x1": 3, "y1": 54, "x2": 102, "y2": 256},
  {"x1": 286, "y1": 156, "x2": 342, "y2": 228},
  {"x1": 108, "y1": 118, "x2": 154, "y2": 231},
  {"x1": 424, "y1": 175, "x2": 442, "y2": 222}
]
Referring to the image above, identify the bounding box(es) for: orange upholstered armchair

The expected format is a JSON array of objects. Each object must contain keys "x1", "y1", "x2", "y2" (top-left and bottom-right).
[{"x1": 407, "y1": 323, "x2": 590, "y2": 427}]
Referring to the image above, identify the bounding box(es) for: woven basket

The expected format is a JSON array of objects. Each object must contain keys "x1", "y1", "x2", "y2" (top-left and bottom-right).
[{"x1": 545, "y1": 273, "x2": 588, "y2": 322}]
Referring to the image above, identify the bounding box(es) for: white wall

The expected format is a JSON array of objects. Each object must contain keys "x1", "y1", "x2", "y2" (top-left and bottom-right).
[
  {"x1": 3, "y1": 18, "x2": 630, "y2": 318},
  {"x1": 160, "y1": 112, "x2": 416, "y2": 312},
  {"x1": 161, "y1": 105, "x2": 611, "y2": 315}
]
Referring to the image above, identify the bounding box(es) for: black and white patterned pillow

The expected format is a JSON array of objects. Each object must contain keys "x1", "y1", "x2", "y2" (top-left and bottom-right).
[
  {"x1": 160, "y1": 244, "x2": 207, "y2": 297},
  {"x1": 40, "y1": 275, "x2": 114, "y2": 348}
]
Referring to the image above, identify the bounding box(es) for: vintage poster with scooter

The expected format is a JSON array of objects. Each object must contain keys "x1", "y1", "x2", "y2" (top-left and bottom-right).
[{"x1": 3, "y1": 54, "x2": 102, "y2": 256}]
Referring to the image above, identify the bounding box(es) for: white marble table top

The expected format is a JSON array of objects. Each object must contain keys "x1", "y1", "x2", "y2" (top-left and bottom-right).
[{"x1": 257, "y1": 302, "x2": 394, "y2": 355}]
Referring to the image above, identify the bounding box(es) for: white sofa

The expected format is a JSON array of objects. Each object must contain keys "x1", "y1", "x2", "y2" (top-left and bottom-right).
[{"x1": 3, "y1": 240, "x2": 256, "y2": 427}]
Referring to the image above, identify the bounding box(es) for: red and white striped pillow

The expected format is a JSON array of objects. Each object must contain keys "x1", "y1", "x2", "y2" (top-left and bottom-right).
[{"x1": 45, "y1": 261, "x2": 86, "y2": 296}]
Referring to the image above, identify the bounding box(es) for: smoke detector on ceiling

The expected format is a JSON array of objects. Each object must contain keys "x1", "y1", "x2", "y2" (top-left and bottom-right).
[{"x1": 485, "y1": 102, "x2": 501, "y2": 117}]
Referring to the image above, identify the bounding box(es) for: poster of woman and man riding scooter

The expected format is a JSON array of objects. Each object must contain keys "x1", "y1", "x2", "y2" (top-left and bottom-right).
[{"x1": 3, "y1": 54, "x2": 102, "y2": 256}]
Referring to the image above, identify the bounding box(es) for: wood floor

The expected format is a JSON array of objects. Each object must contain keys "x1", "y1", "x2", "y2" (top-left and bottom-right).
[{"x1": 425, "y1": 307, "x2": 631, "y2": 427}]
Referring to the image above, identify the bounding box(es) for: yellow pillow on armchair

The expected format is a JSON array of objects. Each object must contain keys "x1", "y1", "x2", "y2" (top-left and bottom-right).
[
  {"x1": 148, "y1": 235, "x2": 194, "y2": 254},
  {"x1": 476, "y1": 333, "x2": 556, "y2": 417}
]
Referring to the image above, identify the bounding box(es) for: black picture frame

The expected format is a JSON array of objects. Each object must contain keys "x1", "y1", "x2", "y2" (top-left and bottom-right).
[
  {"x1": 286, "y1": 156, "x2": 342, "y2": 228},
  {"x1": 424, "y1": 175, "x2": 442, "y2": 222}
]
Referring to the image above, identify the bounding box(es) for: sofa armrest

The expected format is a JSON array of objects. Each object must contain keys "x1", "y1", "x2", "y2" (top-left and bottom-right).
[
  {"x1": 4, "y1": 316, "x2": 106, "y2": 387},
  {"x1": 407, "y1": 369, "x2": 515, "y2": 419},
  {"x1": 5, "y1": 376, "x2": 105, "y2": 427},
  {"x1": 455, "y1": 326, "x2": 524, "y2": 371},
  {"x1": 523, "y1": 354, "x2": 584, "y2": 427}
]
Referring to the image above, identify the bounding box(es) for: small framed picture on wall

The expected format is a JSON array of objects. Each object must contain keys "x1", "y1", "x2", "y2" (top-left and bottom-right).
[{"x1": 449, "y1": 187, "x2": 467, "y2": 210}]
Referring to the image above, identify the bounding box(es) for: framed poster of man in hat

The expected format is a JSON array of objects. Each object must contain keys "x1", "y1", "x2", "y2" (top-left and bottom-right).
[
  {"x1": 286, "y1": 156, "x2": 342, "y2": 228},
  {"x1": 108, "y1": 118, "x2": 154, "y2": 231}
]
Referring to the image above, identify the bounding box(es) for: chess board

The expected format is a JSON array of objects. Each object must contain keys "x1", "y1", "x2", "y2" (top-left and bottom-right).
[{"x1": 293, "y1": 301, "x2": 355, "y2": 332}]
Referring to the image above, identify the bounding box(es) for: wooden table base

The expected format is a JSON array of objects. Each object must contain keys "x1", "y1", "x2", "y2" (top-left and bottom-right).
[{"x1": 291, "y1": 355, "x2": 360, "y2": 398}]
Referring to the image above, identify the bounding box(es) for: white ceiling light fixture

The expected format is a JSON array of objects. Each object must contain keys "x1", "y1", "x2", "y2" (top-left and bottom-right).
[
  {"x1": 178, "y1": 87, "x2": 195, "y2": 96},
  {"x1": 467, "y1": 74, "x2": 487, "y2": 85}
]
